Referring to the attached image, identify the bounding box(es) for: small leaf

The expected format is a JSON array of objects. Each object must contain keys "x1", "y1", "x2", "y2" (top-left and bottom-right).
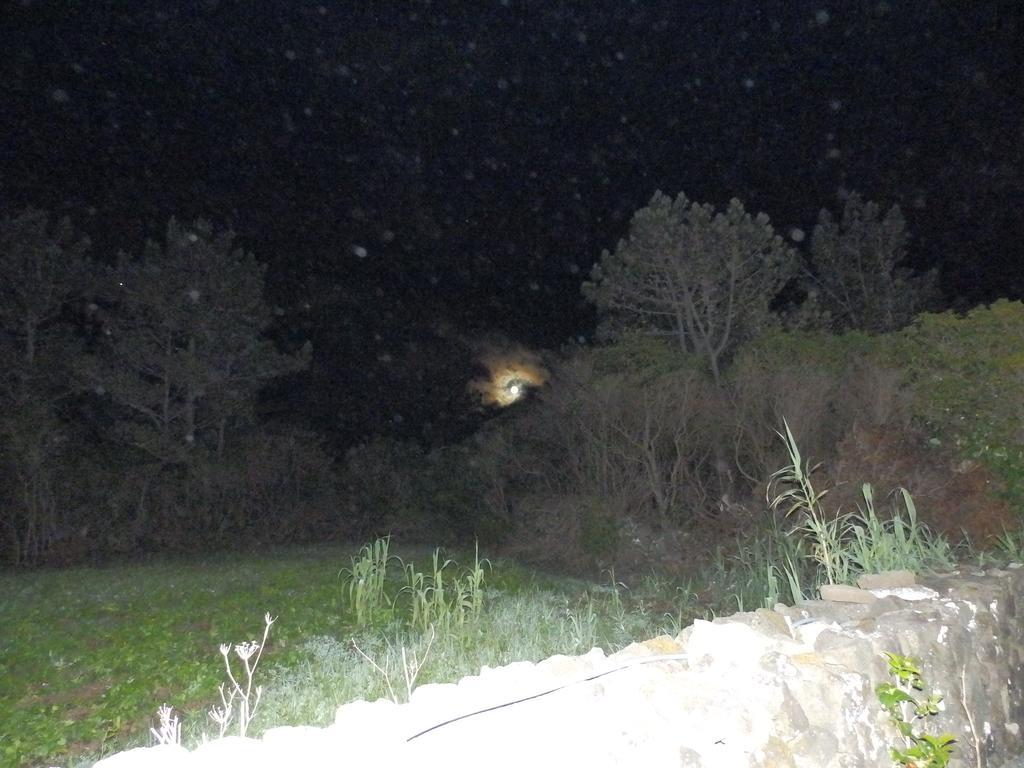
[{"x1": 876, "y1": 682, "x2": 916, "y2": 709}]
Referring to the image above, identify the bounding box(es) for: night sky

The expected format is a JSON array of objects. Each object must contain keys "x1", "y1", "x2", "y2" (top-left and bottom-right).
[{"x1": 3, "y1": 0, "x2": 1022, "y2": 446}]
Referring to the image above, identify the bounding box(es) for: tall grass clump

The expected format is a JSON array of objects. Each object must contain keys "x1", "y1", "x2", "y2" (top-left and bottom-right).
[
  {"x1": 768, "y1": 420, "x2": 853, "y2": 586},
  {"x1": 255, "y1": 559, "x2": 693, "y2": 730},
  {"x1": 707, "y1": 515, "x2": 810, "y2": 611},
  {"x1": 339, "y1": 536, "x2": 400, "y2": 627},
  {"x1": 992, "y1": 528, "x2": 1024, "y2": 563},
  {"x1": 768, "y1": 419, "x2": 955, "y2": 593},
  {"x1": 741, "y1": 523, "x2": 810, "y2": 609},
  {"x1": 401, "y1": 544, "x2": 489, "y2": 634},
  {"x1": 847, "y1": 485, "x2": 954, "y2": 574}
]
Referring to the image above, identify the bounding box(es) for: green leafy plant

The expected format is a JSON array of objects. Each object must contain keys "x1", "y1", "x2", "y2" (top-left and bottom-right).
[
  {"x1": 895, "y1": 300, "x2": 1024, "y2": 509},
  {"x1": 401, "y1": 544, "x2": 490, "y2": 634},
  {"x1": 876, "y1": 652, "x2": 956, "y2": 767},
  {"x1": 340, "y1": 536, "x2": 399, "y2": 628},
  {"x1": 847, "y1": 485, "x2": 954, "y2": 574}
]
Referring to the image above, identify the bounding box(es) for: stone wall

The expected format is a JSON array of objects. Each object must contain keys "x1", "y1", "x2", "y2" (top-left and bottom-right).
[{"x1": 95, "y1": 565, "x2": 1024, "y2": 768}]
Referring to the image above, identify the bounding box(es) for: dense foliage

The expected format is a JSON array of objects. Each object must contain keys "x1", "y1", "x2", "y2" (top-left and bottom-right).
[
  {"x1": 800, "y1": 193, "x2": 939, "y2": 333},
  {"x1": 892, "y1": 300, "x2": 1024, "y2": 508},
  {"x1": 0, "y1": 211, "x2": 326, "y2": 565},
  {"x1": 583, "y1": 191, "x2": 797, "y2": 383},
  {"x1": 1, "y1": 191, "x2": 1018, "y2": 571}
]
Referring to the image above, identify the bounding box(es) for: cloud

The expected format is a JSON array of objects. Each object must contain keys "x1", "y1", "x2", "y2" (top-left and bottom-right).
[{"x1": 468, "y1": 345, "x2": 549, "y2": 406}]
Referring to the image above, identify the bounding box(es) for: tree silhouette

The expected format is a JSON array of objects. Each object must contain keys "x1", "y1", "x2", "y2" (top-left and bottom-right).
[
  {"x1": 0, "y1": 208, "x2": 91, "y2": 562},
  {"x1": 82, "y1": 218, "x2": 310, "y2": 531},
  {"x1": 583, "y1": 191, "x2": 797, "y2": 384},
  {"x1": 802, "y1": 193, "x2": 938, "y2": 333}
]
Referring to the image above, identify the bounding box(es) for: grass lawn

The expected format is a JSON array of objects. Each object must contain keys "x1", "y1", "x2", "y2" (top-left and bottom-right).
[{"x1": 0, "y1": 541, "x2": 703, "y2": 768}]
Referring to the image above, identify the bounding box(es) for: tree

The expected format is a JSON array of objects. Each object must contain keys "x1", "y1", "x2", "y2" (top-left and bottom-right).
[
  {"x1": 802, "y1": 193, "x2": 938, "y2": 333},
  {"x1": 0, "y1": 207, "x2": 90, "y2": 372},
  {"x1": 82, "y1": 218, "x2": 310, "y2": 533},
  {"x1": 583, "y1": 191, "x2": 797, "y2": 384},
  {"x1": 0, "y1": 208, "x2": 91, "y2": 563}
]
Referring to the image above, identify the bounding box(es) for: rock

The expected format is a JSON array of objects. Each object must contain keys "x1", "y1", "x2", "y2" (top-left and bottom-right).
[
  {"x1": 333, "y1": 696, "x2": 399, "y2": 728},
  {"x1": 857, "y1": 569, "x2": 916, "y2": 589},
  {"x1": 868, "y1": 585, "x2": 939, "y2": 601},
  {"x1": 535, "y1": 652, "x2": 586, "y2": 678},
  {"x1": 819, "y1": 583, "x2": 877, "y2": 603},
  {"x1": 190, "y1": 737, "x2": 268, "y2": 768},
  {"x1": 685, "y1": 616, "x2": 803, "y2": 672},
  {"x1": 92, "y1": 744, "x2": 190, "y2": 768},
  {"x1": 407, "y1": 681, "x2": 458, "y2": 709},
  {"x1": 259, "y1": 725, "x2": 334, "y2": 764},
  {"x1": 639, "y1": 634, "x2": 684, "y2": 654}
]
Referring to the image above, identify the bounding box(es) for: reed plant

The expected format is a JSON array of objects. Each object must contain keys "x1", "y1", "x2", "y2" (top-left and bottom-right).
[
  {"x1": 339, "y1": 536, "x2": 400, "y2": 628},
  {"x1": 768, "y1": 420, "x2": 853, "y2": 586},
  {"x1": 768, "y1": 419, "x2": 956, "y2": 593},
  {"x1": 401, "y1": 544, "x2": 490, "y2": 634}
]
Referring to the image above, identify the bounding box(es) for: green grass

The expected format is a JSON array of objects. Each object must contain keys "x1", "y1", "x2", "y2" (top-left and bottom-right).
[
  {"x1": 0, "y1": 545, "x2": 355, "y2": 767},
  {"x1": 0, "y1": 542, "x2": 706, "y2": 768},
  {"x1": 1, "y1": 515, "x2": 1007, "y2": 768}
]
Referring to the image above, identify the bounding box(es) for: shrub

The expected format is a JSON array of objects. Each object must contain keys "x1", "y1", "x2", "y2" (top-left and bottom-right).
[
  {"x1": 191, "y1": 428, "x2": 339, "y2": 543},
  {"x1": 339, "y1": 437, "x2": 498, "y2": 545},
  {"x1": 580, "y1": 499, "x2": 621, "y2": 561},
  {"x1": 728, "y1": 329, "x2": 901, "y2": 485},
  {"x1": 501, "y1": 493, "x2": 622, "y2": 574},
  {"x1": 892, "y1": 300, "x2": 1024, "y2": 510},
  {"x1": 832, "y1": 422, "x2": 1017, "y2": 547},
  {"x1": 800, "y1": 193, "x2": 938, "y2": 334},
  {"x1": 339, "y1": 438, "x2": 430, "y2": 539}
]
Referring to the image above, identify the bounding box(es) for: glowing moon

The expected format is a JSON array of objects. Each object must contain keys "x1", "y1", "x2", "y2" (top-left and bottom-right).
[{"x1": 469, "y1": 348, "x2": 548, "y2": 407}]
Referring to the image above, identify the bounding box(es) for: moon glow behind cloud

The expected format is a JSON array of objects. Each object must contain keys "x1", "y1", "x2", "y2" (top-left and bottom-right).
[{"x1": 469, "y1": 348, "x2": 549, "y2": 407}]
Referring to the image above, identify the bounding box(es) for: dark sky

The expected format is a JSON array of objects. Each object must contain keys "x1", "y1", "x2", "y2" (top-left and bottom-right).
[{"x1": 3, "y1": 0, "x2": 1023, "y2": 445}]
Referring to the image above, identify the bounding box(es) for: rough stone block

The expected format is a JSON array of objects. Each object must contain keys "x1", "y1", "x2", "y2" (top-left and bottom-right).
[
  {"x1": 857, "y1": 569, "x2": 916, "y2": 589},
  {"x1": 92, "y1": 744, "x2": 190, "y2": 768},
  {"x1": 819, "y1": 583, "x2": 877, "y2": 603}
]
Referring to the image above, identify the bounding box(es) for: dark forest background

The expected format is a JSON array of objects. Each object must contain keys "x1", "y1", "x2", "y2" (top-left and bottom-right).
[{"x1": 2, "y1": 192, "x2": 1021, "y2": 572}]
